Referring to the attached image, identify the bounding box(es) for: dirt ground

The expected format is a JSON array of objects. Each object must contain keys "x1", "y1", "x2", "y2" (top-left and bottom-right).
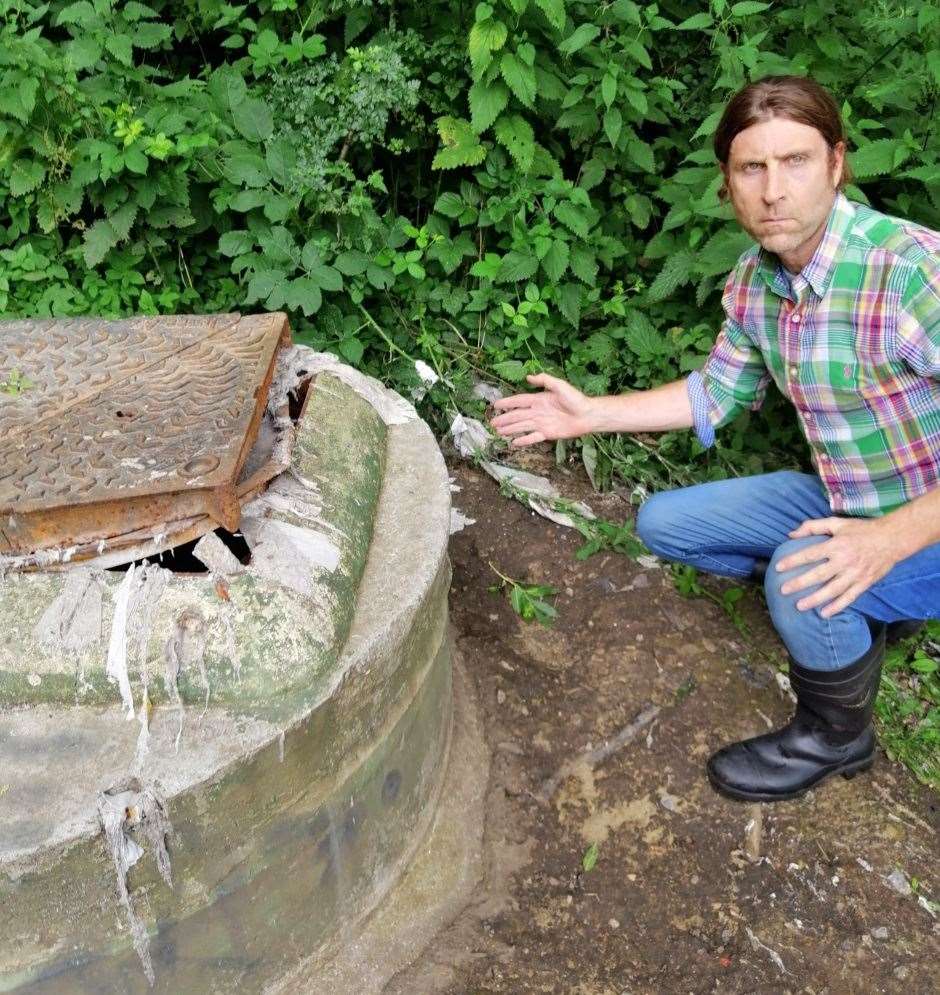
[{"x1": 391, "y1": 452, "x2": 940, "y2": 995}]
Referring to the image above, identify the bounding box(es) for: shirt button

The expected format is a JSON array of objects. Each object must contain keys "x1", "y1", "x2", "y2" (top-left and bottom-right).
[
  {"x1": 792, "y1": 313, "x2": 802, "y2": 323},
  {"x1": 804, "y1": 410, "x2": 814, "y2": 422},
  {"x1": 818, "y1": 452, "x2": 829, "y2": 461},
  {"x1": 789, "y1": 365, "x2": 798, "y2": 378}
]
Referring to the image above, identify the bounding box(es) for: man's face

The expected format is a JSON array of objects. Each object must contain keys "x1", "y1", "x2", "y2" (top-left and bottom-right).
[{"x1": 722, "y1": 117, "x2": 845, "y2": 267}]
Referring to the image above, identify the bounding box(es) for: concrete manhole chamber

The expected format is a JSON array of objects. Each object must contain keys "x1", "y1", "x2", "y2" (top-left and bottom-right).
[{"x1": 0, "y1": 314, "x2": 454, "y2": 992}]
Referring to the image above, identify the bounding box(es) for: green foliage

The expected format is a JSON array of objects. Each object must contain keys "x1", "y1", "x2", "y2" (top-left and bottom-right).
[
  {"x1": 876, "y1": 621, "x2": 940, "y2": 789},
  {"x1": 489, "y1": 563, "x2": 559, "y2": 626},
  {"x1": 581, "y1": 841, "x2": 599, "y2": 872},
  {"x1": 1, "y1": 0, "x2": 939, "y2": 490},
  {"x1": 0, "y1": 368, "x2": 34, "y2": 395}
]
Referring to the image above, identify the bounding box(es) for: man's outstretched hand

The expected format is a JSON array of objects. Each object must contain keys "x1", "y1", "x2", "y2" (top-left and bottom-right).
[
  {"x1": 775, "y1": 516, "x2": 900, "y2": 618},
  {"x1": 489, "y1": 373, "x2": 594, "y2": 447}
]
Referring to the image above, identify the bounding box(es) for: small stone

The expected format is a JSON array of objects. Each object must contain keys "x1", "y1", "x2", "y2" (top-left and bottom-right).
[
  {"x1": 894, "y1": 965, "x2": 910, "y2": 981},
  {"x1": 659, "y1": 792, "x2": 680, "y2": 813},
  {"x1": 27, "y1": 673, "x2": 41, "y2": 687},
  {"x1": 496, "y1": 690, "x2": 506, "y2": 705},
  {"x1": 885, "y1": 869, "x2": 912, "y2": 896},
  {"x1": 870, "y1": 927, "x2": 889, "y2": 940},
  {"x1": 608, "y1": 918, "x2": 620, "y2": 929}
]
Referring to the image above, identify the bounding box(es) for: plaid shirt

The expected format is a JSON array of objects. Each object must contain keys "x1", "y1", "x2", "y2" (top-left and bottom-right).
[{"x1": 687, "y1": 191, "x2": 940, "y2": 516}]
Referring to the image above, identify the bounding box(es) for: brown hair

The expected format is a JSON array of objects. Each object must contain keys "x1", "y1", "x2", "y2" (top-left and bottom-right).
[{"x1": 713, "y1": 75, "x2": 852, "y2": 202}]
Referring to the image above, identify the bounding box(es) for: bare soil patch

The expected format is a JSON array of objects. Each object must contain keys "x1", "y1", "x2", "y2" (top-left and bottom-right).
[{"x1": 392, "y1": 456, "x2": 940, "y2": 995}]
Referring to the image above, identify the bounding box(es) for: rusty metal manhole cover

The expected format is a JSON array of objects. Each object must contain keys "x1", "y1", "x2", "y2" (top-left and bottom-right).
[{"x1": 0, "y1": 312, "x2": 291, "y2": 564}]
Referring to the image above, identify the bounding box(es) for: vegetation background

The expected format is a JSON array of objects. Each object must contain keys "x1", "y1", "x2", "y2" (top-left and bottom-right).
[{"x1": 0, "y1": 0, "x2": 937, "y2": 785}]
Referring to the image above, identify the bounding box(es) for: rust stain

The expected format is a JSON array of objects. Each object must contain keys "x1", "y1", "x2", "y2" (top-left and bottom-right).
[{"x1": 0, "y1": 312, "x2": 292, "y2": 560}]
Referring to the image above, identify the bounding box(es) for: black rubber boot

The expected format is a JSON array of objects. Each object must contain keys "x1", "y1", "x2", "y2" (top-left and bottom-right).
[
  {"x1": 706, "y1": 626, "x2": 885, "y2": 802},
  {"x1": 885, "y1": 619, "x2": 924, "y2": 645}
]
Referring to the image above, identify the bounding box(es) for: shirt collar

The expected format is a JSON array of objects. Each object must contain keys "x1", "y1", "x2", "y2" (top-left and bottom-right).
[{"x1": 756, "y1": 191, "x2": 856, "y2": 301}]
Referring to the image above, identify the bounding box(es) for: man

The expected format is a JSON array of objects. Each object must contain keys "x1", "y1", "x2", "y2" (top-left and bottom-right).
[{"x1": 489, "y1": 75, "x2": 940, "y2": 803}]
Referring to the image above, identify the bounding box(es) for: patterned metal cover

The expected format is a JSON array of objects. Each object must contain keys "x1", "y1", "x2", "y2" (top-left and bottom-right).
[{"x1": 0, "y1": 312, "x2": 290, "y2": 557}]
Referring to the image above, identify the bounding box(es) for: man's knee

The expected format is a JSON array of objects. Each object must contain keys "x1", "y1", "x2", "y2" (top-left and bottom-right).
[
  {"x1": 635, "y1": 490, "x2": 685, "y2": 556},
  {"x1": 764, "y1": 536, "x2": 829, "y2": 626}
]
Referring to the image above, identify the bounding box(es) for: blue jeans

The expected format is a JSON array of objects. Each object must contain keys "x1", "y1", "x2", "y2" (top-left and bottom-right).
[{"x1": 635, "y1": 471, "x2": 940, "y2": 671}]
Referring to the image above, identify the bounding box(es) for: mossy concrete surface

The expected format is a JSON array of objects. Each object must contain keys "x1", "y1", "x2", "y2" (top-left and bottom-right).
[
  {"x1": 0, "y1": 372, "x2": 387, "y2": 717},
  {"x1": 0, "y1": 356, "x2": 454, "y2": 994}
]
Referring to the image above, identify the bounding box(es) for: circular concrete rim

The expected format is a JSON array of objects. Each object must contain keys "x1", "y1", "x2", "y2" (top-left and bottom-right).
[{"x1": 0, "y1": 350, "x2": 456, "y2": 994}]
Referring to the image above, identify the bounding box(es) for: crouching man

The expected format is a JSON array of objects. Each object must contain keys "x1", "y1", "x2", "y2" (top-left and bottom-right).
[{"x1": 489, "y1": 75, "x2": 940, "y2": 803}]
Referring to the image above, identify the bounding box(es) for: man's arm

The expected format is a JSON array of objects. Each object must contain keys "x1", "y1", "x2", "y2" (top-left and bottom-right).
[{"x1": 489, "y1": 374, "x2": 693, "y2": 446}]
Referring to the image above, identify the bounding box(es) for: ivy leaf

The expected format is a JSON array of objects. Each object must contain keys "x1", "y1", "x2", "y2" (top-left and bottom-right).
[
  {"x1": 542, "y1": 239, "x2": 570, "y2": 282},
  {"x1": 500, "y1": 52, "x2": 537, "y2": 108},
  {"x1": 494, "y1": 114, "x2": 535, "y2": 173},
  {"x1": 675, "y1": 12, "x2": 713, "y2": 30},
  {"x1": 559, "y1": 23, "x2": 600, "y2": 56},
  {"x1": 8, "y1": 159, "x2": 45, "y2": 197},
  {"x1": 534, "y1": 0, "x2": 565, "y2": 32},
  {"x1": 497, "y1": 250, "x2": 538, "y2": 282},
  {"x1": 468, "y1": 18, "x2": 508, "y2": 74},
  {"x1": 469, "y1": 79, "x2": 509, "y2": 134}
]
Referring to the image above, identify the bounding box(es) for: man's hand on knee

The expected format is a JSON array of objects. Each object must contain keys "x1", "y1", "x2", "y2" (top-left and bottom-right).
[{"x1": 775, "y1": 516, "x2": 899, "y2": 618}]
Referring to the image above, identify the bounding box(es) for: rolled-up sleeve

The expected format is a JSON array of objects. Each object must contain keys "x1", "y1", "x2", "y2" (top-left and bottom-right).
[{"x1": 687, "y1": 274, "x2": 771, "y2": 447}]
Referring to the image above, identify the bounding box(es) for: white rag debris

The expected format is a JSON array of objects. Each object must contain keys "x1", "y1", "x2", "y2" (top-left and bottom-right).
[
  {"x1": 450, "y1": 509, "x2": 476, "y2": 534},
  {"x1": 448, "y1": 414, "x2": 595, "y2": 529}
]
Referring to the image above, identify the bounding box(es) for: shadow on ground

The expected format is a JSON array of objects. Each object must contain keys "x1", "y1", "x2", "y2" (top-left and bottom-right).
[{"x1": 390, "y1": 457, "x2": 940, "y2": 995}]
